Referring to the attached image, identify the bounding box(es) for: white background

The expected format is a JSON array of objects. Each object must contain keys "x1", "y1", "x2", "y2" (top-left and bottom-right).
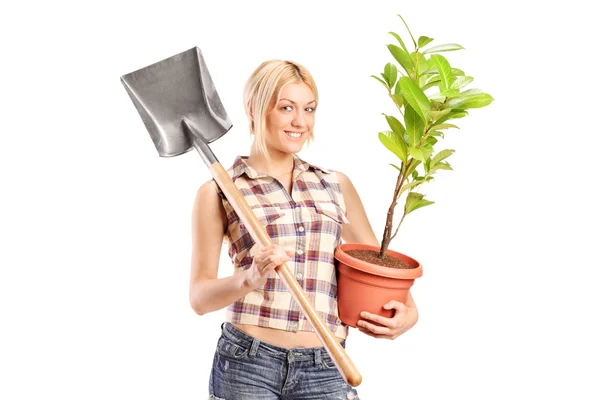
[{"x1": 2, "y1": 1, "x2": 599, "y2": 399}]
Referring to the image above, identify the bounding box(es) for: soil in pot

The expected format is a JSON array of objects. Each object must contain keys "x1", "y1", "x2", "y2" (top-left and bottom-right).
[{"x1": 344, "y1": 249, "x2": 414, "y2": 269}]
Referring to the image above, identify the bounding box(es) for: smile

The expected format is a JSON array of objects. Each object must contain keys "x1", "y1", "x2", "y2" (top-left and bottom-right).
[{"x1": 285, "y1": 131, "x2": 304, "y2": 140}]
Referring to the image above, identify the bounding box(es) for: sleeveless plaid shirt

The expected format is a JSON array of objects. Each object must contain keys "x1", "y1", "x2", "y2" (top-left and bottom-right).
[{"x1": 209, "y1": 153, "x2": 350, "y2": 339}]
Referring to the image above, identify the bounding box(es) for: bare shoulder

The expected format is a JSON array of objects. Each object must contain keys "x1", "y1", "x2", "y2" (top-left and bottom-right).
[
  {"x1": 333, "y1": 170, "x2": 358, "y2": 200},
  {"x1": 334, "y1": 170, "x2": 350, "y2": 184},
  {"x1": 193, "y1": 180, "x2": 227, "y2": 233}
]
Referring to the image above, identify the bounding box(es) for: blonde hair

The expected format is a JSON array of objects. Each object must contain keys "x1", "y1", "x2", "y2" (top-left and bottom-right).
[{"x1": 243, "y1": 60, "x2": 318, "y2": 160}]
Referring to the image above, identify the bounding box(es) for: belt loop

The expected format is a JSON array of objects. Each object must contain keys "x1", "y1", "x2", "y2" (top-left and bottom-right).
[
  {"x1": 314, "y1": 349, "x2": 322, "y2": 367},
  {"x1": 249, "y1": 337, "x2": 260, "y2": 357}
]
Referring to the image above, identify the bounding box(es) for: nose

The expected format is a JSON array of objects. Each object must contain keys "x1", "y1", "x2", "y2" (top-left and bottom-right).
[{"x1": 292, "y1": 109, "x2": 306, "y2": 127}]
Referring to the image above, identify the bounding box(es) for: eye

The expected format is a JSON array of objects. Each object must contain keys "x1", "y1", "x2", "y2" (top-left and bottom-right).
[
  {"x1": 282, "y1": 105, "x2": 293, "y2": 111},
  {"x1": 306, "y1": 107, "x2": 315, "y2": 112}
]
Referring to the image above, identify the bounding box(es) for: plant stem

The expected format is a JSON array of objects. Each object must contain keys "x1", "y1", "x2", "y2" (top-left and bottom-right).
[
  {"x1": 390, "y1": 210, "x2": 407, "y2": 242},
  {"x1": 379, "y1": 158, "x2": 414, "y2": 258}
]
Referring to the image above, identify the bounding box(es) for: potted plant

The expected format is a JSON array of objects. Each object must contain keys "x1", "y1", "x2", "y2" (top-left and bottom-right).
[{"x1": 334, "y1": 14, "x2": 494, "y2": 327}]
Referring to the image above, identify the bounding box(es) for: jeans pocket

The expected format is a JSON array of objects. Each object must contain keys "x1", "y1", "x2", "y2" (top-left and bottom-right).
[
  {"x1": 216, "y1": 336, "x2": 249, "y2": 359},
  {"x1": 320, "y1": 353, "x2": 338, "y2": 370}
]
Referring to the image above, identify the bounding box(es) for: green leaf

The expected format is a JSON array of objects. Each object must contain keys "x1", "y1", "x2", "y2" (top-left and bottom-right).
[
  {"x1": 435, "y1": 111, "x2": 468, "y2": 125},
  {"x1": 410, "y1": 148, "x2": 426, "y2": 162},
  {"x1": 384, "y1": 114, "x2": 406, "y2": 136},
  {"x1": 399, "y1": 179, "x2": 425, "y2": 196},
  {"x1": 419, "y1": 68, "x2": 438, "y2": 77},
  {"x1": 441, "y1": 88, "x2": 460, "y2": 98},
  {"x1": 394, "y1": 79, "x2": 403, "y2": 95},
  {"x1": 406, "y1": 198, "x2": 435, "y2": 214},
  {"x1": 405, "y1": 192, "x2": 422, "y2": 212},
  {"x1": 423, "y1": 43, "x2": 465, "y2": 54},
  {"x1": 390, "y1": 163, "x2": 402, "y2": 172},
  {"x1": 450, "y1": 76, "x2": 474, "y2": 90},
  {"x1": 418, "y1": 36, "x2": 434, "y2": 48},
  {"x1": 451, "y1": 68, "x2": 465, "y2": 76},
  {"x1": 384, "y1": 63, "x2": 398, "y2": 89},
  {"x1": 430, "y1": 99, "x2": 444, "y2": 109},
  {"x1": 430, "y1": 123, "x2": 459, "y2": 130},
  {"x1": 423, "y1": 136, "x2": 438, "y2": 147},
  {"x1": 391, "y1": 93, "x2": 404, "y2": 108},
  {"x1": 371, "y1": 74, "x2": 388, "y2": 89},
  {"x1": 421, "y1": 77, "x2": 441, "y2": 91},
  {"x1": 428, "y1": 130, "x2": 445, "y2": 138},
  {"x1": 388, "y1": 31, "x2": 409, "y2": 54},
  {"x1": 392, "y1": 129, "x2": 409, "y2": 156},
  {"x1": 429, "y1": 109, "x2": 452, "y2": 121},
  {"x1": 404, "y1": 104, "x2": 424, "y2": 146},
  {"x1": 445, "y1": 89, "x2": 494, "y2": 110},
  {"x1": 380, "y1": 73, "x2": 389, "y2": 88},
  {"x1": 424, "y1": 157, "x2": 431, "y2": 173},
  {"x1": 412, "y1": 171, "x2": 418, "y2": 180},
  {"x1": 379, "y1": 131, "x2": 408, "y2": 163},
  {"x1": 429, "y1": 54, "x2": 453, "y2": 92},
  {"x1": 429, "y1": 161, "x2": 453, "y2": 173},
  {"x1": 412, "y1": 52, "x2": 429, "y2": 86},
  {"x1": 405, "y1": 192, "x2": 435, "y2": 214},
  {"x1": 399, "y1": 77, "x2": 430, "y2": 123},
  {"x1": 431, "y1": 149, "x2": 455, "y2": 166},
  {"x1": 409, "y1": 146, "x2": 433, "y2": 163},
  {"x1": 428, "y1": 93, "x2": 446, "y2": 102},
  {"x1": 406, "y1": 191, "x2": 423, "y2": 201},
  {"x1": 397, "y1": 14, "x2": 417, "y2": 48},
  {"x1": 405, "y1": 159, "x2": 421, "y2": 177},
  {"x1": 387, "y1": 44, "x2": 414, "y2": 77}
]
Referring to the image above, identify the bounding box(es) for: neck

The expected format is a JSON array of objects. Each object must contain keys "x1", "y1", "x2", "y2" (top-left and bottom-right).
[{"x1": 247, "y1": 147, "x2": 295, "y2": 177}]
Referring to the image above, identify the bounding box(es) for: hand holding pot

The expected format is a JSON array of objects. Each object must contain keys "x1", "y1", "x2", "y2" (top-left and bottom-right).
[{"x1": 356, "y1": 299, "x2": 419, "y2": 340}]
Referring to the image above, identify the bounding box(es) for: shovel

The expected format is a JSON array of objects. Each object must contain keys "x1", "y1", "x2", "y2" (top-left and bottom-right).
[{"x1": 120, "y1": 47, "x2": 362, "y2": 387}]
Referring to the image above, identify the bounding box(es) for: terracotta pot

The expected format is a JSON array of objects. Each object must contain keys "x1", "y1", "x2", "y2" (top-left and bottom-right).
[{"x1": 333, "y1": 243, "x2": 423, "y2": 328}]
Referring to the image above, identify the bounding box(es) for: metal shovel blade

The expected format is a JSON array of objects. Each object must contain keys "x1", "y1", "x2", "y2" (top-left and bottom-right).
[{"x1": 120, "y1": 46, "x2": 232, "y2": 158}]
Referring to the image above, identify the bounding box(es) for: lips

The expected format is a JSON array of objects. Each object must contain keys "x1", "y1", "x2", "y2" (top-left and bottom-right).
[{"x1": 284, "y1": 131, "x2": 304, "y2": 140}]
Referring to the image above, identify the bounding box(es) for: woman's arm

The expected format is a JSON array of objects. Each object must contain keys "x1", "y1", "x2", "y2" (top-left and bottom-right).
[{"x1": 188, "y1": 181, "x2": 253, "y2": 315}]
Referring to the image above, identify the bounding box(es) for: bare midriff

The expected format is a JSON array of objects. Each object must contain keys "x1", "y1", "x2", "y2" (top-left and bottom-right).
[{"x1": 232, "y1": 323, "x2": 345, "y2": 349}]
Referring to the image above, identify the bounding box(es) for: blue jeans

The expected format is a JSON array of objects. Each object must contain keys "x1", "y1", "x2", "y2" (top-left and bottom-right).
[{"x1": 208, "y1": 322, "x2": 360, "y2": 399}]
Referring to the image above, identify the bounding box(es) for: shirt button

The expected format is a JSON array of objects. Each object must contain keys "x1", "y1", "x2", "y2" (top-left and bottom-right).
[
  {"x1": 296, "y1": 273, "x2": 303, "y2": 280},
  {"x1": 291, "y1": 322, "x2": 298, "y2": 329},
  {"x1": 297, "y1": 249, "x2": 304, "y2": 255},
  {"x1": 298, "y1": 226, "x2": 304, "y2": 232}
]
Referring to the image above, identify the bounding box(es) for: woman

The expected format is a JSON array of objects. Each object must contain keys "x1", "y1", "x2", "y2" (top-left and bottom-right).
[{"x1": 190, "y1": 59, "x2": 419, "y2": 399}]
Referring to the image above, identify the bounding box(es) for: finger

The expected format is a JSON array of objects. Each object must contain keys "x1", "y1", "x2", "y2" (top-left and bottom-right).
[
  {"x1": 384, "y1": 300, "x2": 407, "y2": 312},
  {"x1": 262, "y1": 257, "x2": 287, "y2": 273},
  {"x1": 259, "y1": 244, "x2": 276, "y2": 252},
  {"x1": 273, "y1": 247, "x2": 290, "y2": 257},
  {"x1": 265, "y1": 254, "x2": 287, "y2": 265},
  {"x1": 262, "y1": 261, "x2": 277, "y2": 274},
  {"x1": 357, "y1": 319, "x2": 393, "y2": 335},
  {"x1": 359, "y1": 311, "x2": 394, "y2": 328},
  {"x1": 358, "y1": 327, "x2": 389, "y2": 339}
]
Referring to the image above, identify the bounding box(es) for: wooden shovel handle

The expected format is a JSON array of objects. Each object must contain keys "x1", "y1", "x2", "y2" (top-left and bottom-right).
[{"x1": 210, "y1": 162, "x2": 362, "y2": 387}]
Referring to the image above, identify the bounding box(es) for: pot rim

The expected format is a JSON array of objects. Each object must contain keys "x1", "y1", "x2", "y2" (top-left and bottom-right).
[{"x1": 334, "y1": 243, "x2": 423, "y2": 279}]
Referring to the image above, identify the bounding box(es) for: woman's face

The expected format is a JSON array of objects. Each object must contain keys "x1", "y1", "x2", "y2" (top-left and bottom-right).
[{"x1": 264, "y1": 82, "x2": 316, "y2": 155}]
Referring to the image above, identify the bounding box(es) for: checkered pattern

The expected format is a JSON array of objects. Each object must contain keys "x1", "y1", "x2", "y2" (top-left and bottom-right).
[{"x1": 209, "y1": 154, "x2": 350, "y2": 339}]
